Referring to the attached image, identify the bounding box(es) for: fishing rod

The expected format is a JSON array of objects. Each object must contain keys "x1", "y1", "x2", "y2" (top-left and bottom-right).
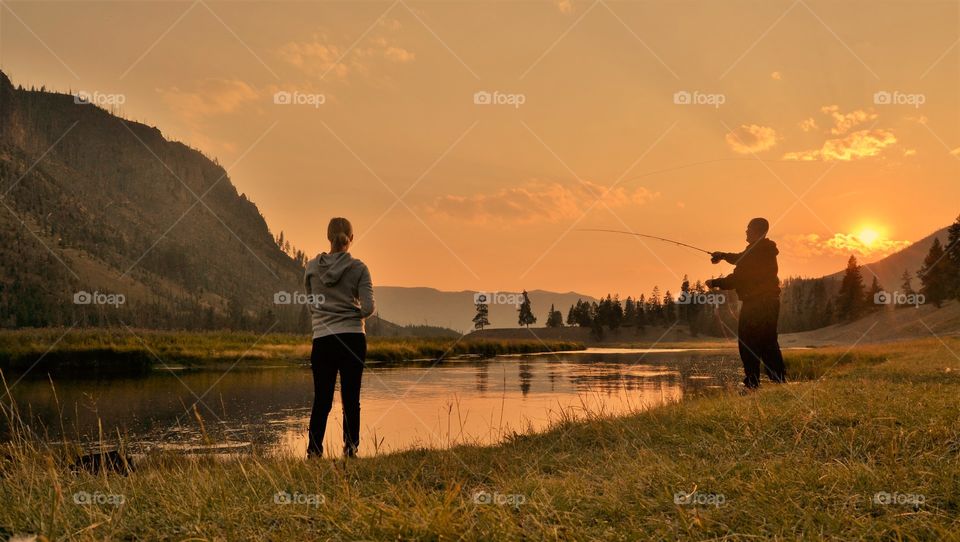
[{"x1": 577, "y1": 228, "x2": 713, "y2": 255}]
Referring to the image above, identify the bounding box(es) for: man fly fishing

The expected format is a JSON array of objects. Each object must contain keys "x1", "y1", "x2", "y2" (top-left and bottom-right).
[{"x1": 706, "y1": 217, "x2": 787, "y2": 391}]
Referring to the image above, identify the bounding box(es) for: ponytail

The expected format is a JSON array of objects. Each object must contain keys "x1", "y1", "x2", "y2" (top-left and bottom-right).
[{"x1": 327, "y1": 217, "x2": 354, "y2": 252}]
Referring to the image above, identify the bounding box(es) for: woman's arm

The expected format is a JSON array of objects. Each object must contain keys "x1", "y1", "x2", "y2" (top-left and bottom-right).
[{"x1": 358, "y1": 264, "x2": 376, "y2": 318}]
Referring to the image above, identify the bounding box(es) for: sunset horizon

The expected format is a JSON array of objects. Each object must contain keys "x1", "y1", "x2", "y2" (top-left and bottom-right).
[
  {"x1": 3, "y1": 2, "x2": 960, "y2": 539},
  {"x1": 5, "y1": 0, "x2": 958, "y2": 297}
]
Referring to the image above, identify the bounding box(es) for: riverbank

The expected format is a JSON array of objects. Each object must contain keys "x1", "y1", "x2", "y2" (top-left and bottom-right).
[
  {"x1": 2, "y1": 338, "x2": 957, "y2": 540},
  {"x1": 0, "y1": 329, "x2": 584, "y2": 375}
]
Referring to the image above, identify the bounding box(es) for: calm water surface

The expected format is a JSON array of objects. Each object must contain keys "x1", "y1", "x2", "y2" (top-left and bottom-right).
[{"x1": 3, "y1": 349, "x2": 743, "y2": 457}]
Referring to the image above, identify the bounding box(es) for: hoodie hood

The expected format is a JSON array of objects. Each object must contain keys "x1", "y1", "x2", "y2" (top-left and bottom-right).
[
  {"x1": 749, "y1": 238, "x2": 779, "y2": 256},
  {"x1": 315, "y1": 252, "x2": 357, "y2": 287}
]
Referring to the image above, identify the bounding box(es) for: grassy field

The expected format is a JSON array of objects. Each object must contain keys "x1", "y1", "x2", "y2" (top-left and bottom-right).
[
  {"x1": 0, "y1": 328, "x2": 585, "y2": 375},
  {"x1": 1, "y1": 338, "x2": 958, "y2": 540}
]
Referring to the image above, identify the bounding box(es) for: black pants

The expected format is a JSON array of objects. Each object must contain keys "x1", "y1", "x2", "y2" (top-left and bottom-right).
[
  {"x1": 738, "y1": 298, "x2": 786, "y2": 388},
  {"x1": 307, "y1": 333, "x2": 366, "y2": 457}
]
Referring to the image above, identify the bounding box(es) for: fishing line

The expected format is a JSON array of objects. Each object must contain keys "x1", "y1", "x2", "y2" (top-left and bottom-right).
[{"x1": 577, "y1": 228, "x2": 713, "y2": 255}]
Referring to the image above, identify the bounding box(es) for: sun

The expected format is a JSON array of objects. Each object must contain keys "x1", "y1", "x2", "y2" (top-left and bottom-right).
[{"x1": 855, "y1": 227, "x2": 881, "y2": 247}]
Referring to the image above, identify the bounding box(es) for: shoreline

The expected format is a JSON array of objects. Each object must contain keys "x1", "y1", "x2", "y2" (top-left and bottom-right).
[
  {"x1": 1, "y1": 338, "x2": 954, "y2": 539},
  {"x1": 0, "y1": 328, "x2": 587, "y2": 376}
]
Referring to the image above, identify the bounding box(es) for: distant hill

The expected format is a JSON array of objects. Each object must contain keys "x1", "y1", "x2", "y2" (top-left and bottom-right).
[
  {"x1": 374, "y1": 286, "x2": 598, "y2": 332},
  {"x1": 0, "y1": 70, "x2": 306, "y2": 331},
  {"x1": 781, "y1": 300, "x2": 960, "y2": 346},
  {"x1": 825, "y1": 226, "x2": 951, "y2": 291}
]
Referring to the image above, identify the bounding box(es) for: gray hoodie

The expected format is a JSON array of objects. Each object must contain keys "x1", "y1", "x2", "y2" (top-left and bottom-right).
[{"x1": 304, "y1": 252, "x2": 375, "y2": 338}]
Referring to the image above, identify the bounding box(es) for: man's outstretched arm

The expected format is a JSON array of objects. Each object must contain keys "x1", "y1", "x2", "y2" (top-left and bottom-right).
[{"x1": 711, "y1": 251, "x2": 742, "y2": 265}]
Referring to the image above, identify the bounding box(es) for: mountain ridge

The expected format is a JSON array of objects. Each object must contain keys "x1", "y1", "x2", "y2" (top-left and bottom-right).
[
  {"x1": 0, "y1": 70, "x2": 304, "y2": 329},
  {"x1": 823, "y1": 226, "x2": 951, "y2": 291}
]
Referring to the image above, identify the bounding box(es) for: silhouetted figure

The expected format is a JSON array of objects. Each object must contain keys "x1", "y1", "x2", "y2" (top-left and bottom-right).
[
  {"x1": 305, "y1": 217, "x2": 376, "y2": 458},
  {"x1": 707, "y1": 218, "x2": 786, "y2": 390}
]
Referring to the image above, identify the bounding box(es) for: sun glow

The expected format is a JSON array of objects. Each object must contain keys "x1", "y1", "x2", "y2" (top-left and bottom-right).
[{"x1": 856, "y1": 227, "x2": 882, "y2": 248}]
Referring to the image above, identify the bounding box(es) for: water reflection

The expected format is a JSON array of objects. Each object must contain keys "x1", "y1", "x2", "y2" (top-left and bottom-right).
[{"x1": 1, "y1": 350, "x2": 742, "y2": 457}]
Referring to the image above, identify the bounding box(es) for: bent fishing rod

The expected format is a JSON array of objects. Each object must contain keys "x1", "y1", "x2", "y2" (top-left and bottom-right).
[{"x1": 577, "y1": 228, "x2": 713, "y2": 255}]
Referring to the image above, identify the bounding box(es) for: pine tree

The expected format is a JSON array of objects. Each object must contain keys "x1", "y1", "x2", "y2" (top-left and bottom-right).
[
  {"x1": 864, "y1": 276, "x2": 883, "y2": 312},
  {"x1": 517, "y1": 290, "x2": 537, "y2": 327},
  {"x1": 623, "y1": 296, "x2": 637, "y2": 327},
  {"x1": 947, "y1": 215, "x2": 960, "y2": 299},
  {"x1": 473, "y1": 301, "x2": 490, "y2": 330},
  {"x1": 900, "y1": 269, "x2": 915, "y2": 295},
  {"x1": 570, "y1": 299, "x2": 592, "y2": 327},
  {"x1": 636, "y1": 294, "x2": 647, "y2": 331},
  {"x1": 649, "y1": 287, "x2": 662, "y2": 325},
  {"x1": 898, "y1": 270, "x2": 915, "y2": 310},
  {"x1": 546, "y1": 304, "x2": 564, "y2": 328},
  {"x1": 919, "y1": 238, "x2": 952, "y2": 308},
  {"x1": 663, "y1": 290, "x2": 677, "y2": 323},
  {"x1": 610, "y1": 295, "x2": 623, "y2": 330},
  {"x1": 836, "y1": 255, "x2": 865, "y2": 321},
  {"x1": 678, "y1": 275, "x2": 692, "y2": 325}
]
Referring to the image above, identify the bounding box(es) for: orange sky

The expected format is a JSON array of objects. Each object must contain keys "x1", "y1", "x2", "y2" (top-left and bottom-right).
[{"x1": 4, "y1": 0, "x2": 959, "y2": 297}]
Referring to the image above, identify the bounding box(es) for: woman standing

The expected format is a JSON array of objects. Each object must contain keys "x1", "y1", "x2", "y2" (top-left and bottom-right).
[{"x1": 304, "y1": 217, "x2": 375, "y2": 458}]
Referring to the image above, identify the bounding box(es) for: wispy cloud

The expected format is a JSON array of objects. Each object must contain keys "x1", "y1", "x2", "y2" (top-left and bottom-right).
[
  {"x1": 799, "y1": 117, "x2": 818, "y2": 132},
  {"x1": 725, "y1": 124, "x2": 778, "y2": 154},
  {"x1": 783, "y1": 232, "x2": 911, "y2": 259},
  {"x1": 783, "y1": 128, "x2": 896, "y2": 161},
  {"x1": 821, "y1": 105, "x2": 877, "y2": 135},
  {"x1": 278, "y1": 21, "x2": 415, "y2": 80},
  {"x1": 159, "y1": 78, "x2": 259, "y2": 122},
  {"x1": 425, "y1": 179, "x2": 659, "y2": 224}
]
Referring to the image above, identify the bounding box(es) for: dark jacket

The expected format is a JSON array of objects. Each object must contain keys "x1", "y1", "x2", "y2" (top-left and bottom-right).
[{"x1": 712, "y1": 238, "x2": 781, "y2": 302}]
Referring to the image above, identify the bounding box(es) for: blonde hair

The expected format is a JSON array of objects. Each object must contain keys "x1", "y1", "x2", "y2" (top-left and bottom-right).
[{"x1": 327, "y1": 217, "x2": 353, "y2": 252}]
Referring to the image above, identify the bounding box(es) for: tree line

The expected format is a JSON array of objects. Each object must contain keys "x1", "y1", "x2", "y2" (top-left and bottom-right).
[{"x1": 471, "y1": 214, "x2": 960, "y2": 336}]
